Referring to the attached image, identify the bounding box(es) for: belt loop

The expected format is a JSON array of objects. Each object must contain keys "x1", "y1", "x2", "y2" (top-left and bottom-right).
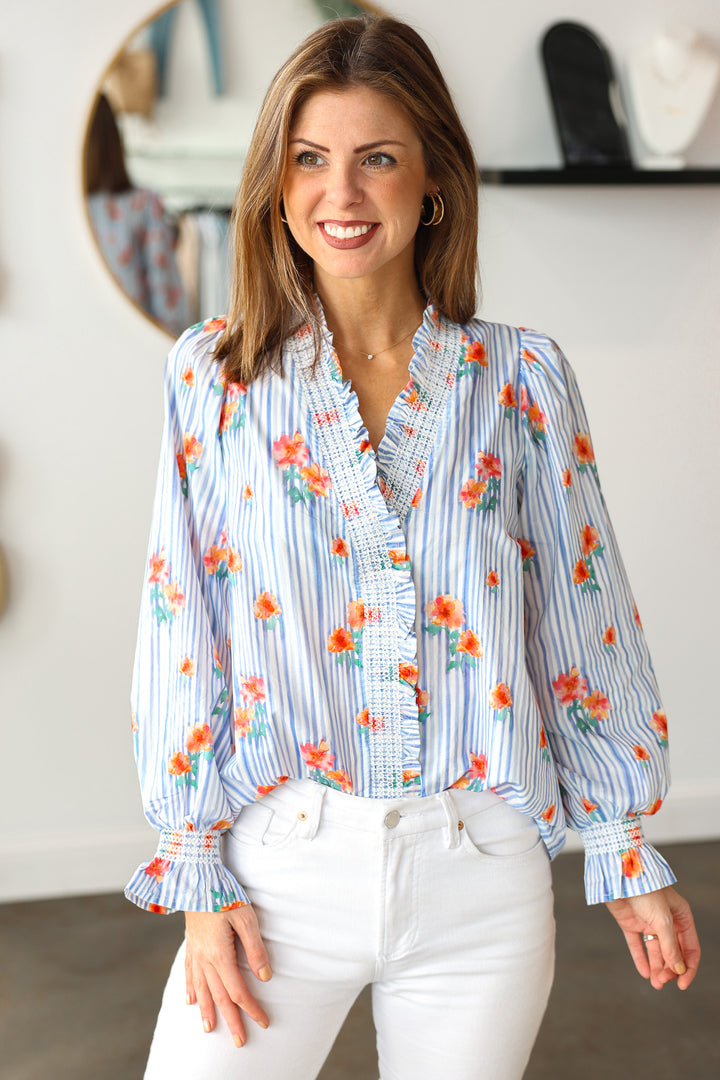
[
  {"x1": 297, "y1": 780, "x2": 326, "y2": 840},
  {"x1": 438, "y1": 790, "x2": 461, "y2": 849}
]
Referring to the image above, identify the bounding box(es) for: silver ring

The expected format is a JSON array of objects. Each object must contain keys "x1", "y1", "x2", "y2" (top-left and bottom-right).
[{"x1": 642, "y1": 933, "x2": 659, "y2": 942}]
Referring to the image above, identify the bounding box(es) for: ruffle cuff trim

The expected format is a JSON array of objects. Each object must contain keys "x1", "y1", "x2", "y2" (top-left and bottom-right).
[
  {"x1": 580, "y1": 819, "x2": 676, "y2": 904},
  {"x1": 124, "y1": 828, "x2": 250, "y2": 914}
]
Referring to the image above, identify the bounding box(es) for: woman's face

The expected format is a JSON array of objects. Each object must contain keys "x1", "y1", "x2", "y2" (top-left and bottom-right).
[{"x1": 282, "y1": 85, "x2": 433, "y2": 294}]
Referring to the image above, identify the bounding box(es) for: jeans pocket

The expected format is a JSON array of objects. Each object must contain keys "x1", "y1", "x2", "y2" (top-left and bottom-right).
[
  {"x1": 227, "y1": 801, "x2": 298, "y2": 850},
  {"x1": 459, "y1": 800, "x2": 543, "y2": 862}
]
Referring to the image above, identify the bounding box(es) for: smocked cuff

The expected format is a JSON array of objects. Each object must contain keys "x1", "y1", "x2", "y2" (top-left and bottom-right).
[
  {"x1": 125, "y1": 828, "x2": 250, "y2": 914},
  {"x1": 579, "y1": 818, "x2": 676, "y2": 904}
]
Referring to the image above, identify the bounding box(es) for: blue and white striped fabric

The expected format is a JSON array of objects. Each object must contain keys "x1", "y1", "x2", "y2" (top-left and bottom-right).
[{"x1": 126, "y1": 302, "x2": 675, "y2": 913}]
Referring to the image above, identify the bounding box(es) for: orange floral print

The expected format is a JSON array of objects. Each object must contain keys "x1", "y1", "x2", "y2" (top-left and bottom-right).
[
  {"x1": 242, "y1": 484, "x2": 253, "y2": 500},
  {"x1": 573, "y1": 432, "x2": 598, "y2": 480},
  {"x1": 561, "y1": 468, "x2": 572, "y2": 490},
  {"x1": 227, "y1": 548, "x2": 243, "y2": 573},
  {"x1": 498, "y1": 382, "x2": 518, "y2": 414},
  {"x1": 579, "y1": 525, "x2": 600, "y2": 557},
  {"x1": 300, "y1": 738, "x2": 335, "y2": 772},
  {"x1": 573, "y1": 559, "x2": 591, "y2": 585},
  {"x1": 425, "y1": 596, "x2": 481, "y2": 672},
  {"x1": 204, "y1": 544, "x2": 227, "y2": 575},
  {"x1": 583, "y1": 690, "x2": 612, "y2": 721},
  {"x1": 632, "y1": 745, "x2": 651, "y2": 766},
  {"x1": 524, "y1": 401, "x2": 548, "y2": 442},
  {"x1": 183, "y1": 434, "x2": 203, "y2": 464},
  {"x1": 486, "y1": 570, "x2": 500, "y2": 593},
  {"x1": 325, "y1": 769, "x2": 353, "y2": 793},
  {"x1": 148, "y1": 549, "x2": 170, "y2": 585},
  {"x1": 425, "y1": 595, "x2": 465, "y2": 629},
  {"x1": 254, "y1": 591, "x2": 282, "y2": 629},
  {"x1": 489, "y1": 682, "x2": 513, "y2": 717},
  {"x1": 185, "y1": 723, "x2": 213, "y2": 755},
  {"x1": 621, "y1": 848, "x2": 645, "y2": 878},
  {"x1": 458, "y1": 337, "x2": 487, "y2": 376},
  {"x1": 460, "y1": 478, "x2": 487, "y2": 509},
  {"x1": 410, "y1": 488, "x2": 423, "y2": 508},
  {"x1": 541, "y1": 804, "x2": 556, "y2": 823},
  {"x1": 272, "y1": 431, "x2": 309, "y2": 469},
  {"x1": 388, "y1": 548, "x2": 411, "y2": 570},
  {"x1": 552, "y1": 666, "x2": 588, "y2": 706},
  {"x1": 179, "y1": 656, "x2": 196, "y2": 678},
  {"x1": 327, "y1": 627, "x2": 355, "y2": 652},
  {"x1": 416, "y1": 686, "x2": 430, "y2": 723},
  {"x1": 602, "y1": 626, "x2": 616, "y2": 652},
  {"x1": 180, "y1": 368, "x2": 195, "y2": 388},
  {"x1": 347, "y1": 601, "x2": 365, "y2": 630},
  {"x1": 553, "y1": 667, "x2": 609, "y2": 734},
  {"x1": 516, "y1": 537, "x2": 536, "y2": 569},
  {"x1": 650, "y1": 710, "x2": 668, "y2": 746},
  {"x1": 148, "y1": 554, "x2": 184, "y2": 624},
  {"x1": 144, "y1": 856, "x2": 172, "y2": 883},
  {"x1": 300, "y1": 463, "x2": 332, "y2": 498},
  {"x1": 168, "y1": 751, "x2": 192, "y2": 777},
  {"x1": 399, "y1": 662, "x2": 419, "y2": 686},
  {"x1": 239, "y1": 675, "x2": 265, "y2": 704},
  {"x1": 331, "y1": 537, "x2": 350, "y2": 563},
  {"x1": 234, "y1": 707, "x2": 254, "y2": 738},
  {"x1": 644, "y1": 798, "x2": 663, "y2": 816},
  {"x1": 457, "y1": 630, "x2": 483, "y2": 657},
  {"x1": 634, "y1": 603, "x2": 643, "y2": 628},
  {"x1": 452, "y1": 751, "x2": 488, "y2": 791},
  {"x1": 256, "y1": 777, "x2": 290, "y2": 798},
  {"x1": 475, "y1": 451, "x2": 502, "y2": 481},
  {"x1": 539, "y1": 723, "x2": 550, "y2": 762},
  {"x1": 582, "y1": 797, "x2": 600, "y2": 822},
  {"x1": 162, "y1": 581, "x2": 185, "y2": 617}
]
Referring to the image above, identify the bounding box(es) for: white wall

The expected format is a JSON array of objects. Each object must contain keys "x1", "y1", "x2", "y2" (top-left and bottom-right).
[{"x1": 1, "y1": 0, "x2": 718, "y2": 903}]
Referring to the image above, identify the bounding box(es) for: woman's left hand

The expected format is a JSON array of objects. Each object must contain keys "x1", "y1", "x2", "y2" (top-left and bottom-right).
[{"x1": 605, "y1": 885, "x2": 700, "y2": 990}]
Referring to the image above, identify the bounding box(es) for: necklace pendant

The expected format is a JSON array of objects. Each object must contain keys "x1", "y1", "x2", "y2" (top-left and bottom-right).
[{"x1": 367, "y1": 353, "x2": 373, "y2": 360}]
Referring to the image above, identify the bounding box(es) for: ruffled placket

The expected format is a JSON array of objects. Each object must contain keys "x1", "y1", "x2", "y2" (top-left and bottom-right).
[{"x1": 290, "y1": 305, "x2": 463, "y2": 799}]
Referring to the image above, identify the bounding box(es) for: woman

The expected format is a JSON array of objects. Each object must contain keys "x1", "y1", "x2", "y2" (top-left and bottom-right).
[
  {"x1": 126, "y1": 15, "x2": 700, "y2": 1080},
  {"x1": 85, "y1": 93, "x2": 189, "y2": 336}
]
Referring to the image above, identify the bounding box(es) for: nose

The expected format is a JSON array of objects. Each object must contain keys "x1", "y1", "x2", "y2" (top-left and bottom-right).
[{"x1": 325, "y1": 163, "x2": 363, "y2": 209}]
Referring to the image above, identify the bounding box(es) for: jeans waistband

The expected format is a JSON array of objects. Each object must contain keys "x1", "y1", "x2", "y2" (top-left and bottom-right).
[{"x1": 252, "y1": 778, "x2": 508, "y2": 850}]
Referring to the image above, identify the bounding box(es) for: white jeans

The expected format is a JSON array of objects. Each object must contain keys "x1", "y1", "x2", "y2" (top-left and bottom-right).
[{"x1": 144, "y1": 780, "x2": 555, "y2": 1080}]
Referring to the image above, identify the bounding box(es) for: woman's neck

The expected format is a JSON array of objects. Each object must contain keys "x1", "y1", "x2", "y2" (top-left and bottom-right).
[{"x1": 316, "y1": 276, "x2": 427, "y2": 362}]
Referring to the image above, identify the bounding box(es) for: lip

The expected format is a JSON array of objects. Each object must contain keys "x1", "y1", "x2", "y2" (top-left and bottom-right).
[{"x1": 318, "y1": 221, "x2": 380, "y2": 249}]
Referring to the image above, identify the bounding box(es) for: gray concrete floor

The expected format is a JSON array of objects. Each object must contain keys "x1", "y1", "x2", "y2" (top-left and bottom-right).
[{"x1": 1, "y1": 842, "x2": 717, "y2": 1079}]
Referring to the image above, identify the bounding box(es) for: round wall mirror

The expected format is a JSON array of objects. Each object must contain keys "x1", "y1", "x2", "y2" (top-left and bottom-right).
[{"x1": 82, "y1": 0, "x2": 376, "y2": 336}]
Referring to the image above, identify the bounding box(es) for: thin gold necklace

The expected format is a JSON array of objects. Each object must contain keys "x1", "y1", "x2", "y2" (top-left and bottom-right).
[{"x1": 334, "y1": 325, "x2": 417, "y2": 362}]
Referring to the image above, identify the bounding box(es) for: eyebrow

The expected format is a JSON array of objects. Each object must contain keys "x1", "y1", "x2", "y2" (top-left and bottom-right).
[{"x1": 288, "y1": 138, "x2": 408, "y2": 153}]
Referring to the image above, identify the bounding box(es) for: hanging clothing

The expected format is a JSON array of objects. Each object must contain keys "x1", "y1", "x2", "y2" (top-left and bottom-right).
[
  {"x1": 88, "y1": 188, "x2": 189, "y2": 336},
  {"x1": 125, "y1": 302, "x2": 675, "y2": 915}
]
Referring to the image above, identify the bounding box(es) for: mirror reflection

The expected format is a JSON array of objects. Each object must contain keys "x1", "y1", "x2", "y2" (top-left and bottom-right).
[{"x1": 83, "y1": 0, "x2": 371, "y2": 334}]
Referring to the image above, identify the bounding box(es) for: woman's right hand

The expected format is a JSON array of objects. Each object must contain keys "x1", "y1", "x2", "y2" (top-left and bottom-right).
[{"x1": 184, "y1": 907, "x2": 272, "y2": 1047}]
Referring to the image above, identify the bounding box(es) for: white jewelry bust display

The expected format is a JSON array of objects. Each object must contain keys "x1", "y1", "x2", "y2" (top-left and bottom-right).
[{"x1": 627, "y1": 27, "x2": 720, "y2": 168}]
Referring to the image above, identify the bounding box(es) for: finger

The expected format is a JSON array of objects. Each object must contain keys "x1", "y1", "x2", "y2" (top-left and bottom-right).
[
  {"x1": 231, "y1": 906, "x2": 273, "y2": 983},
  {"x1": 184, "y1": 947, "x2": 197, "y2": 1006},
  {"x1": 211, "y1": 949, "x2": 270, "y2": 1029},
  {"x1": 622, "y1": 930, "x2": 651, "y2": 980},
  {"x1": 675, "y1": 919, "x2": 702, "y2": 990},
  {"x1": 191, "y1": 966, "x2": 218, "y2": 1035},
  {"x1": 203, "y1": 963, "x2": 247, "y2": 1047},
  {"x1": 643, "y1": 935, "x2": 675, "y2": 989},
  {"x1": 653, "y1": 917, "x2": 687, "y2": 989}
]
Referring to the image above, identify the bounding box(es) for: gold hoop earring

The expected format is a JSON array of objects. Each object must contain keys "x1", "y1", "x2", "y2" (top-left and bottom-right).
[{"x1": 420, "y1": 191, "x2": 445, "y2": 227}]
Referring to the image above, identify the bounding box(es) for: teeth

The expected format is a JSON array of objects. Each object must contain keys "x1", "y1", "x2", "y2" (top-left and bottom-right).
[{"x1": 323, "y1": 223, "x2": 372, "y2": 239}]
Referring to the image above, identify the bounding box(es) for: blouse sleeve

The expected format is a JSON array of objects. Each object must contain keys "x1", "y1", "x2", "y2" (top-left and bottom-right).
[
  {"x1": 125, "y1": 326, "x2": 248, "y2": 914},
  {"x1": 516, "y1": 330, "x2": 676, "y2": 904}
]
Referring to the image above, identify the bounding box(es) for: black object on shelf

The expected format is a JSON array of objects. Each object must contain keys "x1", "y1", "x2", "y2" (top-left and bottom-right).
[
  {"x1": 480, "y1": 167, "x2": 720, "y2": 185},
  {"x1": 542, "y1": 22, "x2": 632, "y2": 168}
]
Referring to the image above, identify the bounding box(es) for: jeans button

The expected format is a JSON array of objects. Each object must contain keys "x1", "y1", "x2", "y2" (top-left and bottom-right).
[{"x1": 384, "y1": 810, "x2": 401, "y2": 829}]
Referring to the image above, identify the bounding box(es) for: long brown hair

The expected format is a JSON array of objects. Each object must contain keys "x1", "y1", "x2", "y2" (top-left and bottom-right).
[
  {"x1": 85, "y1": 93, "x2": 133, "y2": 195},
  {"x1": 216, "y1": 15, "x2": 479, "y2": 383}
]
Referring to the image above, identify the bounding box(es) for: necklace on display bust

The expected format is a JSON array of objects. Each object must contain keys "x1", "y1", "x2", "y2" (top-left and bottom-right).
[{"x1": 333, "y1": 325, "x2": 417, "y2": 362}]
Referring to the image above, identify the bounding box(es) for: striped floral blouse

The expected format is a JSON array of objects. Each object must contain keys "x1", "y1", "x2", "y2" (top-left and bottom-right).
[{"x1": 125, "y1": 302, "x2": 675, "y2": 914}]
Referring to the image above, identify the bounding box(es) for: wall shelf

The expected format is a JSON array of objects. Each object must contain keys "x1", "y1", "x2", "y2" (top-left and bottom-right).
[{"x1": 480, "y1": 167, "x2": 720, "y2": 185}]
